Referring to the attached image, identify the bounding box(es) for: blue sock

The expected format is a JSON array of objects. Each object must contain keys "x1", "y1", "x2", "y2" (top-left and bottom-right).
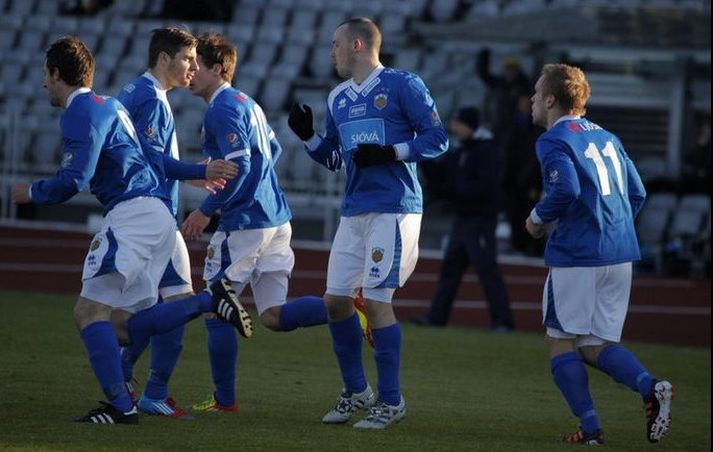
[
  {"x1": 597, "y1": 344, "x2": 653, "y2": 397},
  {"x1": 120, "y1": 339, "x2": 149, "y2": 383},
  {"x1": 279, "y1": 296, "x2": 328, "y2": 331},
  {"x1": 206, "y1": 318, "x2": 237, "y2": 406},
  {"x1": 127, "y1": 291, "x2": 212, "y2": 345},
  {"x1": 551, "y1": 352, "x2": 600, "y2": 434},
  {"x1": 144, "y1": 324, "x2": 185, "y2": 400},
  {"x1": 329, "y1": 314, "x2": 366, "y2": 395},
  {"x1": 80, "y1": 321, "x2": 133, "y2": 412},
  {"x1": 372, "y1": 323, "x2": 401, "y2": 406}
]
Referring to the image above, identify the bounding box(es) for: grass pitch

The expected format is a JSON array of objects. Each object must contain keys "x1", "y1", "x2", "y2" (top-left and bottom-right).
[{"x1": 0, "y1": 291, "x2": 709, "y2": 451}]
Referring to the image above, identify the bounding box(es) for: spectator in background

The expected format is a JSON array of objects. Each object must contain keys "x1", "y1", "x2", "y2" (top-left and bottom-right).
[
  {"x1": 502, "y1": 94, "x2": 543, "y2": 256},
  {"x1": 476, "y1": 47, "x2": 531, "y2": 136},
  {"x1": 411, "y1": 107, "x2": 514, "y2": 331},
  {"x1": 681, "y1": 113, "x2": 711, "y2": 194}
]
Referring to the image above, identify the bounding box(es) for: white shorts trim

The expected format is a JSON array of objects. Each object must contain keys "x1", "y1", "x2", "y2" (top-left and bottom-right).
[
  {"x1": 159, "y1": 231, "x2": 193, "y2": 298},
  {"x1": 326, "y1": 213, "x2": 421, "y2": 303},
  {"x1": 542, "y1": 263, "x2": 632, "y2": 343},
  {"x1": 80, "y1": 197, "x2": 175, "y2": 311},
  {"x1": 203, "y1": 222, "x2": 294, "y2": 314}
]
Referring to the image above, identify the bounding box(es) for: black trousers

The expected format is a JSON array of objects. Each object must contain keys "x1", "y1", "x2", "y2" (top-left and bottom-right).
[{"x1": 427, "y1": 216, "x2": 514, "y2": 328}]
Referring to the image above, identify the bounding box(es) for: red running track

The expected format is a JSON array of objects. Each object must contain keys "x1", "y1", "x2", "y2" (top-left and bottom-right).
[{"x1": 0, "y1": 226, "x2": 709, "y2": 347}]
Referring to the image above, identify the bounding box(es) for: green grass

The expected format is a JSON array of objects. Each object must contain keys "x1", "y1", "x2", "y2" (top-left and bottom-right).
[{"x1": 0, "y1": 291, "x2": 709, "y2": 451}]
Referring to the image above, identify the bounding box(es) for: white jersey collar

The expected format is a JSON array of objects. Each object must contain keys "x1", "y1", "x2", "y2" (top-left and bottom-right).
[
  {"x1": 209, "y1": 82, "x2": 231, "y2": 105},
  {"x1": 348, "y1": 64, "x2": 384, "y2": 93},
  {"x1": 66, "y1": 87, "x2": 92, "y2": 108},
  {"x1": 143, "y1": 71, "x2": 167, "y2": 92},
  {"x1": 552, "y1": 115, "x2": 581, "y2": 127}
]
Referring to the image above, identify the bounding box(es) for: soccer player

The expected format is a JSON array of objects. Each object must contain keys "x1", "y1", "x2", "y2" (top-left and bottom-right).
[
  {"x1": 525, "y1": 63, "x2": 673, "y2": 444},
  {"x1": 287, "y1": 18, "x2": 448, "y2": 429},
  {"x1": 181, "y1": 33, "x2": 328, "y2": 413},
  {"x1": 116, "y1": 27, "x2": 239, "y2": 420},
  {"x1": 10, "y1": 36, "x2": 249, "y2": 424}
]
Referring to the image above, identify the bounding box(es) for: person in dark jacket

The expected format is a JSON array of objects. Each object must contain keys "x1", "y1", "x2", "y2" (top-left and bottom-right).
[{"x1": 412, "y1": 107, "x2": 514, "y2": 331}]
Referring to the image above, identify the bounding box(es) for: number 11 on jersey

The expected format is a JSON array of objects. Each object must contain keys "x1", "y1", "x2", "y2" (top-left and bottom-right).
[{"x1": 584, "y1": 141, "x2": 624, "y2": 196}]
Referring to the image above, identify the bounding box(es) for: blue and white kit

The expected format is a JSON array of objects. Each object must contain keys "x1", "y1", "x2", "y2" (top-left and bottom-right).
[
  {"x1": 30, "y1": 88, "x2": 174, "y2": 311},
  {"x1": 305, "y1": 65, "x2": 448, "y2": 300},
  {"x1": 531, "y1": 116, "x2": 646, "y2": 341}
]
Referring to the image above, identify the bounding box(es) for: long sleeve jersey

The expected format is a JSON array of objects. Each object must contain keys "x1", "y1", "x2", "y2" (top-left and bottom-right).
[
  {"x1": 306, "y1": 65, "x2": 449, "y2": 216},
  {"x1": 198, "y1": 83, "x2": 291, "y2": 231},
  {"x1": 532, "y1": 116, "x2": 646, "y2": 266},
  {"x1": 31, "y1": 88, "x2": 168, "y2": 214},
  {"x1": 118, "y1": 72, "x2": 205, "y2": 217}
]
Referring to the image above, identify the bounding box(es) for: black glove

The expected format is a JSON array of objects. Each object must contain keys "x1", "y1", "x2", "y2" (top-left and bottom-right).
[
  {"x1": 288, "y1": 103, "x2": 314, "y2": 141},
  {"x1": 351, "y1": 143, "x2": 397, "y2": 168}
]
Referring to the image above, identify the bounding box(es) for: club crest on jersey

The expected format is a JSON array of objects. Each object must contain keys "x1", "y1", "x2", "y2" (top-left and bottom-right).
[
  {"x1": 374, "y1": 94, "x2": 388, "y2": 110},
  {"x1": 430, "y1": 110, "x2": 442, "y2": 127},
  {"x1": 60, "y1": 152, "x2": 73, "y2": 168},
  {"x1": 90, "y1": 238, "x2": 101, "y2": 251},
  {"x1": 371, "y1": 247, "x2": 385, "y2": 263},
  {"x1": 548, "y1": 169, "x2": 559, "y2": 183},
  {"x1": 349, "y1": 103, "x2": 367, "y2": 118},
  {"x1": 207, "y1": 247, "x2": 215, "y2": 259}
]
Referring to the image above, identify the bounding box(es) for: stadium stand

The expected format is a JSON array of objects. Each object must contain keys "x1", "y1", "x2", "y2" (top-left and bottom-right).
[{"x1": 0, "y1": 0, "x2": 709, "y2": 276}]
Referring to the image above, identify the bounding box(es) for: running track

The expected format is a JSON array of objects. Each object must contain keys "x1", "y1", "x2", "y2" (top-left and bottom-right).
[{"x1": 0, "y1": 226, "x2": 709, "y2": 347}]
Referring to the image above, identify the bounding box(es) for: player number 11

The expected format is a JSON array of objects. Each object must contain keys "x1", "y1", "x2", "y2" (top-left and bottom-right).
[{"x1": 583, "y1": 141, "x2": 624, "y2": 196}]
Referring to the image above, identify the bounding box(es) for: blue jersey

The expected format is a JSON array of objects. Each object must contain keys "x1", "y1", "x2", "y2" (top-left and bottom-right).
[
  {"x1": 533, "y1": 116, "x2": 646, "y2": 266},
  {"x1": 308, "y1": 65, "x2": 448, "y2": 216},
  {"x1": 198, "y1": 84, "x2": 291, "y2": 231},
  {"x1": 117, "y1": 73, "x2": 181, "y2": 216},
  {"x1": 30, "y1": 89, "x2": 168, "y2": 214}
]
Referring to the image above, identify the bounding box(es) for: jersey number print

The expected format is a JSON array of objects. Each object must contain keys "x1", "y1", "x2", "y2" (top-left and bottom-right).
[{"x1": 584, "y1": 141, "x2": 624, "y2": 196}]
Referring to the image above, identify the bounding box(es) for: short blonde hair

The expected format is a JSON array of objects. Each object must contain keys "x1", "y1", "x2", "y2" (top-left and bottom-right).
[{"x1": 540, "y1": 64, "x2": 590, "y2": 116}]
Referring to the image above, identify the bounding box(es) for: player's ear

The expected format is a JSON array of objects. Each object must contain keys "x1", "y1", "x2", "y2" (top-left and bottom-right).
[
  {"x1": 353, "y1": 38, "x2": 363, "y2": 52},
  {"x1": 211, "y1": 63, "x2": 223, "y2": 76}
]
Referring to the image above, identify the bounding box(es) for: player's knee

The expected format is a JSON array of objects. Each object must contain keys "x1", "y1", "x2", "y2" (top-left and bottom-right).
[
  {"x1": 73, "y1": 297, "x2": 111, "y2": 330},
  {"x1": 323, "y1": 294, "x2": 353, "y2": 321},
  {"x1": 260, "y1": 306, "x2": 281, "y2": 332}
]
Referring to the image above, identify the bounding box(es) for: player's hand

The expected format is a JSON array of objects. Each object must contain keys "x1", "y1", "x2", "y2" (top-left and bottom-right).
[
  {"x1": 288, "y1": 103, "x2": 314, "y2": 141},
  {"x1": 205, "y1": 159, "x2": 238, "y2": 181},
  {"x1": 186, "y1": 178, "x2": 226, "y2": 194},
  {"x1": 352, "y1": 144, "x2": 396, "y2": 168},
  {"x1": 11, "y1": 183, "x2": 32, "y2": 204},
  {"x1": 525, "y1": 216, "x2": 546, "y2": 239},
  {"x1": 181, "y1": 209, "x2": 211, "y2": 241}
]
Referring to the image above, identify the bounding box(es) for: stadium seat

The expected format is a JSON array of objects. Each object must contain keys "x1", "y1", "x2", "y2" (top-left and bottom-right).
[
  {"x1": 278, "y1": 43, "x2": 310, "y2": 68},
  {"x1": 260, "y1": 7, "x2": 289, "y2": 27},
  {"x1": 18, "y1": 30, "x2": 47, "y2": 53},
  {"x1": 636, "y1": 192, "x2": 676, "y2": 272},
  {"x1": 429, "y1": 0, "x2": 460, "y2": 22},
  {"x1": 308, "y1": 45, "x2": 335, "y2": 79},
  {"x1": 291, "y1": 9, "x2": 318, "y2": 29},
  {"x1": 248, "y1": 43, "x2": 279, "y2": 65},
  {"x1": 235, "y1": 75, "x2": 262, "y2": 98},
  {"x1": 260, "y1": 77, "x2": 292, "y2": 113}
]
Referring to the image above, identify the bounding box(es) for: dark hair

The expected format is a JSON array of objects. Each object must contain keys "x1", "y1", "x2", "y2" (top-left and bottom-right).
[
  {"x1": 148, "y1": 27, "x2": 197, "y2": 68},
  {"x1": 339, "y1": 17, "x2": 382, "y2": 52},
  {"x1": 540, "y1": 64, "x2": 590, "y2": 116},
  {"x1": 196, "y1": 33, "x2": 237, "y2": 82},
  {"x1": 45, "y1": 36, "x2": 95, "y2": 87}
]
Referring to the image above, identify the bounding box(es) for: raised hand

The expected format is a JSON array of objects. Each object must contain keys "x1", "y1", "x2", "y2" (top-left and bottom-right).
[{"x1": 288, "y1": 103, "x2": 314, "y2": 141}]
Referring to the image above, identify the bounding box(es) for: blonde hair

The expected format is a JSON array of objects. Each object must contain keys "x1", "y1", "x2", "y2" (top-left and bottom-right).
[{"x1": 540, "y1": 64, "x2": 590, "y2": 116}]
